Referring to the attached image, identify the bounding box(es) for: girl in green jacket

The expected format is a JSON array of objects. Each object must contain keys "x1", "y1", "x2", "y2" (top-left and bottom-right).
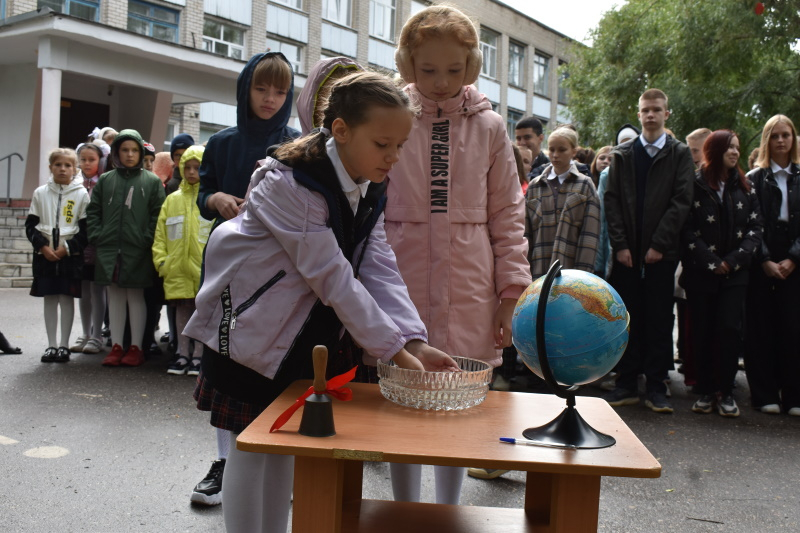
[{"x1": 86, "y1": 129, "x2": 166, "y2": 367}]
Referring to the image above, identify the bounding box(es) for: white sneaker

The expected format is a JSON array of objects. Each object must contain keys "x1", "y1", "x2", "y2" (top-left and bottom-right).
[
  {"x1": 82, "y1": 338, "x2": 103, "y2": 354},
  {"x1": 760, "y1": 404, "x2": 781, "y2": 415},
  {"x1": 788, "y1": 407, "x2": 800, "y2": 417},
  {"x1": 69, "y1": 335, "x2": 88, "y2": 353}
]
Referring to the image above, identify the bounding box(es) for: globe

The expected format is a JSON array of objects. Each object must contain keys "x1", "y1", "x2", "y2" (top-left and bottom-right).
[{"x1": 512, "y1": 269, "x2": 630, "y2": 387}]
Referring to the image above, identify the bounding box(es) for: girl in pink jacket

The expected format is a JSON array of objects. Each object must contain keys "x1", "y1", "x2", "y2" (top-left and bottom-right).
[
  {"x1": 185, "y1": 71, "x2": 457, "y2": 533},
  {"x1": 387, "y1": 5, "x2": 532, "y2": 505}
]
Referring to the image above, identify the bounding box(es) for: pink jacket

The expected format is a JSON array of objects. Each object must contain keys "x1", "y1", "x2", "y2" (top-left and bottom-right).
[
  {"x1": 385, "y1": 84, "x2": 531, "y2": 367},
  {"x1": 184, "y1": 157, "x2": 427, "y2": 379}
]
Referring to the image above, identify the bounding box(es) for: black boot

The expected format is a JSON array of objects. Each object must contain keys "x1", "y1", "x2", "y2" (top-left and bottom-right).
[{"x1": 0, "y1": 332, "x2": 22, "y2": 354}]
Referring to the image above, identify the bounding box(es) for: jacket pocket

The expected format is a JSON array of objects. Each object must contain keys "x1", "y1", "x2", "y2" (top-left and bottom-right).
[
  {"x1": 166, "y1": 215, "x2": 184, "y2": 241},
  {"x1": 218, "y1": 270, "x2": 287, "y2": 358}
]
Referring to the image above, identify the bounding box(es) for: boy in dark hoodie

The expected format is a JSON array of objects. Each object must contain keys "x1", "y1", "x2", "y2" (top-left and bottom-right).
[
  {"x1": 190, "y1": 51, "x2": 299, "y2": 507},
  {"x1": 197, "y1": 52, "x2": 299, "y2": 228},
  {"x1": 86, "y1": 129, "x2": 165, "y2": 368}
]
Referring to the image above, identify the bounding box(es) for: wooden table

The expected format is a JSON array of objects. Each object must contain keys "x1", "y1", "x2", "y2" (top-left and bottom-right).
[{"x1": 238, "y1": 381, "x2": 661, "y2": 533}]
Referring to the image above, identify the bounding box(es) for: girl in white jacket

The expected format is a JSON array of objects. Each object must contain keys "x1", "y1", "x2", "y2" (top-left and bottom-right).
[{"x1": 25, "y1": 148, "x2": 90, "y2": 363}]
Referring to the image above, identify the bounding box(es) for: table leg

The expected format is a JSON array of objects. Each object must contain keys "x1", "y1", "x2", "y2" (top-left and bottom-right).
[
  {"x1": 524, "y1": 471, "x2": 601, "y2": 533},
  {"x1": 292, "y1": 457, "x2": 363, "y2": 533}
]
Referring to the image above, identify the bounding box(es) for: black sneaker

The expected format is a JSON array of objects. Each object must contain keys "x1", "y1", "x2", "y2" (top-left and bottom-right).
[
  {"x1": 691, "y1": 394, "x2": 714, "y2": 414},
  {"x1": 187, "y1": 358, "x2": 201, "y2": 376},
  {"x1": 716, "y1": 394, "x2": 740, "y2": 418},
  {"x1": 602, "y1": 387, "x2": 639, "y2": 407},
  {"x1": 41, "y1": 347, "x2": 58, "y2": 363},
  {"x1": 54, "y1": 346, "x2": 71, "y2": 363},
  {"x1": 160, "y1": 332, "x2": 171, "y2": 343},
  {"x1": 191, "y1": 459, "x2": 225, "y2": 505},
  {"x1": 167, "y1": 356, "x2": 190, "y2": 375},
  {"x1": 645, "y1": 391, "x2": 673, "y2": 414}
]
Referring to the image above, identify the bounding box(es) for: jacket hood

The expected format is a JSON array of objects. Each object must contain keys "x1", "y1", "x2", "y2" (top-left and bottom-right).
[
  {"x1": 47, "y1": 174, "x2": 86, "y2": 195},
  {"x1": 615, "y1": 123, "x2": 641, "y2": 145},
  {"x1": 236, "y1": 52, "x2": 295, "y2": 134},
  {"x1": 297, "y1": 57, "x2": 363, "y2": 134},
  {"x1": 179, "y1": 145, "x2": 204, "y2": 180},
  {"x1": 109, "y1": 129, "x2": 144, "y2": 170},
  {"x1": 406, "y1": 84, "x2": 491, "y2": 117}
]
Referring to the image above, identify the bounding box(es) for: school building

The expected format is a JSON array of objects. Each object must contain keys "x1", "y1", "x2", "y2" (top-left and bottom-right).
[{"x1": 0, "y1": 0, "x2": 575, "y2": 200}]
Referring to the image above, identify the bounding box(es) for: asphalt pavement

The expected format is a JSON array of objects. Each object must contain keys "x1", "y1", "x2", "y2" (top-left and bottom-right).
[{"x1": 1, "y1": 287, "x2": 799, "y2": 532}]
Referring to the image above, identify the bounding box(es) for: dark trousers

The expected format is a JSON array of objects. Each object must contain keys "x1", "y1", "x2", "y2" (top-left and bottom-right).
[
  {"x1": 745, "y1": 265, "x2": 800, "y2": 409},
  {"x1": 142, "y1": 277, "x2": 164, "y2": 348},
  {"x1": 686, "y1": 285, "x2": 746, "y2": 396},
  {"x1": 609, "y1": 259, "x2": 677, "y2": 394}
]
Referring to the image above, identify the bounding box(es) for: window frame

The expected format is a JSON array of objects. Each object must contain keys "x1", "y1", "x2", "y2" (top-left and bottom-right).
[
  {"x1": 557, "y1": 60, "x2": 569, "y2": 105},
  {"x1": 203, "y1": 17, "x2": 246, "y2": 60},
  {"x1": 270, "y1": 0, "x2": 302, "y2": 10},
  {"x1": 369, "y1": 0, "x2": 396, "y2": 43},
  {"x1": 38, "y1": 0, "x2": 99, "y2": 21},
  {"x1": 322, "y1": 0, "x2": 351, "y2": 27},
  {"x1": 533, "y1": 52, "x2": 551, "y2": 98},
  {"x1": 480, "y1": 28, "x2": 498, "y2": 79},
  {"x1": 508, "y1": 41, "x2": 525, "y2": 88},
  {"x1": 127, "y1": 0, "x2": 180, "y2": 44},
  {"x1": 506, "y1": 108, "x2": 523, "y2": 140}
]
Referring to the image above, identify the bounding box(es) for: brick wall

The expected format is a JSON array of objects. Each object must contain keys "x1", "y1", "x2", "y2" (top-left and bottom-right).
[
  {"x1": 10, "y1": 0, "x2": 37, "y2": 16},
  {"x1": 103, "y1": 0, "x2": 128, "y2": 30}
]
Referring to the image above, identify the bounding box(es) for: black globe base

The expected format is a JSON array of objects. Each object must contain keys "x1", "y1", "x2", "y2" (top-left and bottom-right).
[{"x1": 522, "y1": 404, "x2": 616, "y2": 449}]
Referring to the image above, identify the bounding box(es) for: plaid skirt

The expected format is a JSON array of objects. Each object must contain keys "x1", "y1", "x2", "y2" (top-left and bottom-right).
[{"x1": 194, "y1": 371, "x2": 270, "y2": 434}]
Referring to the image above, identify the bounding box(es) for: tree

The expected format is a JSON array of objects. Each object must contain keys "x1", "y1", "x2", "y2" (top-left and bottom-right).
[{"x1": 564, "y1": 0, "x2": 800, "y2": 155}]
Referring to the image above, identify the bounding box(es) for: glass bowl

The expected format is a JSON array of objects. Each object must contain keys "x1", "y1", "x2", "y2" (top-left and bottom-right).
[{"x1": 377, "y1": 356, "x2": 493, "y2": 411}]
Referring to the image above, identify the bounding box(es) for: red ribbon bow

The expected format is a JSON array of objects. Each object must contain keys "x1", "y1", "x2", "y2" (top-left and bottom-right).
[{"x1": 269, "y1": 366, "x2": 358, "y2": 433}]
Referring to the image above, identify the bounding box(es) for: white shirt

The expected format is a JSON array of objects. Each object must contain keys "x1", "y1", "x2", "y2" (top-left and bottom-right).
[
  {"x1": 771, "y1": 160, "x2": 791, "y2": 222},
  {"x1": 546, "y1": 167, "x2": 569, "y2": 185},
  {"x1": 716, "y1": 181, "x2": 725, "y2": 202},
  {"x1": 639, "y1": 132, "x2": 667, "y2": 158},
  {"x1": 326, "y1": 137, "x2": 370, "y2": 215}
]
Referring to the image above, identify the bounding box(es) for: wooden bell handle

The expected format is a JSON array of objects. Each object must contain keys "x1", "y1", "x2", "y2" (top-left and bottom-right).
[{"x1": 312, "y1": 345, "x2": 328, "y2": 393}]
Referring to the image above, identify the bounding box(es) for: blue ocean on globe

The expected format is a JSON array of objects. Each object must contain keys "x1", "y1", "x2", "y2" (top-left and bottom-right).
[{"x1": 512, "y1": 269, "x2": 630, "y2": 387}]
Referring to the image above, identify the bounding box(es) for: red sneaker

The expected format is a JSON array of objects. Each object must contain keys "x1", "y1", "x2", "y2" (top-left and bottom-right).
[
  {"x1": 120, "y1": 345, "x2": 145, "y2": 367},
  {"x1": 102, "y1": 344, "x2": 125, "y2": 366}
]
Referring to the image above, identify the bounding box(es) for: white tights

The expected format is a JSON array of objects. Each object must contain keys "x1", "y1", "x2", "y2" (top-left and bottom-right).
[
  {"x1": 389, "y1": 463, "x2": 465, "y2": 505},
  {"x1": 222, "y1": 435, "x2": 294, "y2": 533},
  {"x1": 79, "y1": 280, "x2": 106, "y2": 340},
  {"x1": 106, "y1": 284, "x2": 145, "y2": 348},
  {"x1": 43, "y1": 294, "x2": 74, "y2": 348}
]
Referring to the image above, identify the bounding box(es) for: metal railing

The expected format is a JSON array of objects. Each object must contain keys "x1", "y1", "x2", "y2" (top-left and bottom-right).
[{"x1": 1, "y1": 152, "x2": 24, "y2": 206}]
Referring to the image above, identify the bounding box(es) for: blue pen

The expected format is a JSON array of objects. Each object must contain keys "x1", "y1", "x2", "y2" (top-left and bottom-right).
[{"x1": 500, "y1": 437, "x2": 577, "y2": 449}]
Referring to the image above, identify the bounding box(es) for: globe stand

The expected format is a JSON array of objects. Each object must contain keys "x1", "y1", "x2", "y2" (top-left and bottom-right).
[{"x1": 521, "y1": 260, "x2": 616, "y2": 449}]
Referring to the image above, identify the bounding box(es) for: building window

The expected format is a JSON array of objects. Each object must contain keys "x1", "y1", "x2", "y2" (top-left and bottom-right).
[
  {"x1": 533, "y1": 52, "x2": 550, "y2": 97},
  {"x1": 203, "y1": 19, "x2": 245, "y2": 60},
  {"x1": 507, "y1": 108, "x2": 523, "y2": 140},
  {"x1": 369, "y1": 0, "x2": 395, "y2": 42},
  {"x1": 266, "y1": 37, "x2": 303, "y2": 73},
  {"x1": 558, "y1": 60, "x2": 569, "y2": 105},
  {"x1": 271, "y1": 0, "x2": 302, "y2": 9},
  {"x1": 322, "y1": 0, "x2": 350, "y2": 26},
  {"x1": 164, "y1": 122, "x2": 177, "y2": 152},
  {"x1": 508, "y1": 41, "x2": 525, "y2": 88},
  {"x1": 480, "y1": 28, "x2": 498, "y2": 79},
  {"x1": 410, "y1": 0, "x2": 427, "y2": 16},
  {"x1": 128, "y1": 1, "x2": 179, "y2": 43},
  {"x1": 39, "y1": 0, "x2": 99, "y2": 21}
]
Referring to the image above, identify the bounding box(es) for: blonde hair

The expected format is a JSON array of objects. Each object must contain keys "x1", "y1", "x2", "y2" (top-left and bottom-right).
[
  {"x1": 252, "y1": 54, "x2": 292, "y2": 91},
  {"x1": 395, "y1": 5, "x2": 482, "y2": 85},
  {"x1": 48, "y1": 148, "x2": 78, "y2": 168},
  {"x1": 686, "y1": 127, "x2": 712, "y2": 144},
  {"x1": 756, "y1": 114, "x2": 799, "y2": 168},
  {"x1": 274, "y1": 71, "x2": 415, "y2": 165},
  {"x1": 548, "y1": 127, "x2": 579, "y2": 149},
  {"x1": 640, "y1": 88, "x2": 668, "y2": 106}
]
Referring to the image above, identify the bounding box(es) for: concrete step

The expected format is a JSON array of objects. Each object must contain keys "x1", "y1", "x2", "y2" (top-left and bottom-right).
[
  {"x1": 0, "y1": 237, "x2": 31, "y2": 251},
  {"x1": 0, "y1": 276, "x2": 33, "y2": 288},
  {"x1": 0, "y1": 214, "x2": 27, "y2": 227},
  {"x1": 0, "y1": 226, "x2": 26, "y2": 239},
  {"x1": 0, "y1": 263, "x2": 32, "y2": 277},
  {"x1": 1, "y1": 248, "x2": 33, "y2": 264},
  {"x1": 0, "y1": 206, "x2": 30, "y2": 217}
]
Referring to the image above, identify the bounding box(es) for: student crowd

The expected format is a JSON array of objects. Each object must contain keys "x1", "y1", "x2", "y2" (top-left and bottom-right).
[{"x1": 9, "y1": 5, "x2": 799, "y2": 532}]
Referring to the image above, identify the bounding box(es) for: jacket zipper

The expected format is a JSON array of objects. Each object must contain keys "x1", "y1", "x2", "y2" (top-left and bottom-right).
[
  {"x1": 55, "y1": 186, "x2": 63, "y2": 276},
  {"x1": 230, "y1": 270, "x2": 286, "y2": 330}
]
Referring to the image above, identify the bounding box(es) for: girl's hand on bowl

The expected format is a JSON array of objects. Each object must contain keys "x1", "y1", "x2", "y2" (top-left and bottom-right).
[{"x1": 404, "y1": 340, "x2": 461, "y2": 372}]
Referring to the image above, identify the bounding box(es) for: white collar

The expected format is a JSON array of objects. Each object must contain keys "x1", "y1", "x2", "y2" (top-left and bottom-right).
[
  {"x1": 639, "y1": 132, "x2": 667, "y2": 149},
  {"x1": 546, "y1": 166, "x2": 570, "y2": 184},
  {"x1": 770, "y1": 160, "x2": 791, "y2": 175},
  {"x1": 326, "y1": 137, "x2": 370, "y2": 210}
]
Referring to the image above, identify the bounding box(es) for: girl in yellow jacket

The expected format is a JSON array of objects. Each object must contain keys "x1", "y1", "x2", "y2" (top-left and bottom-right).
[{"x1": 153, "y1": 145, "x2": 212, "y2": 375}]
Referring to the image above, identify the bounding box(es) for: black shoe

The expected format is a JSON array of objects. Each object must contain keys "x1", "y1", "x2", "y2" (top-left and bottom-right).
[
  {"x1": 145, "y1": 342, "x2": 162, "y2": 357},
  {"x1": 105, "y1": 337, "x2": 112, "y2": 347},
  {"x1": 160, "y1": 332, "x2": 171, "y2": 343},
  {"x1": 187, "y1": 358, "x2": 201, "y2": 376},
  {"x1": 602, "y1": 387, "x2": 639, "y2": 407},
  {"x1": 645, "y1": 391, "x2": 673, "y2": 414},
  {"x1": 41, "y1": 347, "x2": 58, "y2": 363},
  {"x1": 101, "y1": 326, "x2": 110, "y2": 338},
  {"x1": 54, "y1": 346, "x2": 71, "y2": 363},
  {"x1": 190, "y1": 459, "x2": 225, "y2": 506},
  {"x1": 0, "y1": 332, "x2": 22, "y2": 354}
]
